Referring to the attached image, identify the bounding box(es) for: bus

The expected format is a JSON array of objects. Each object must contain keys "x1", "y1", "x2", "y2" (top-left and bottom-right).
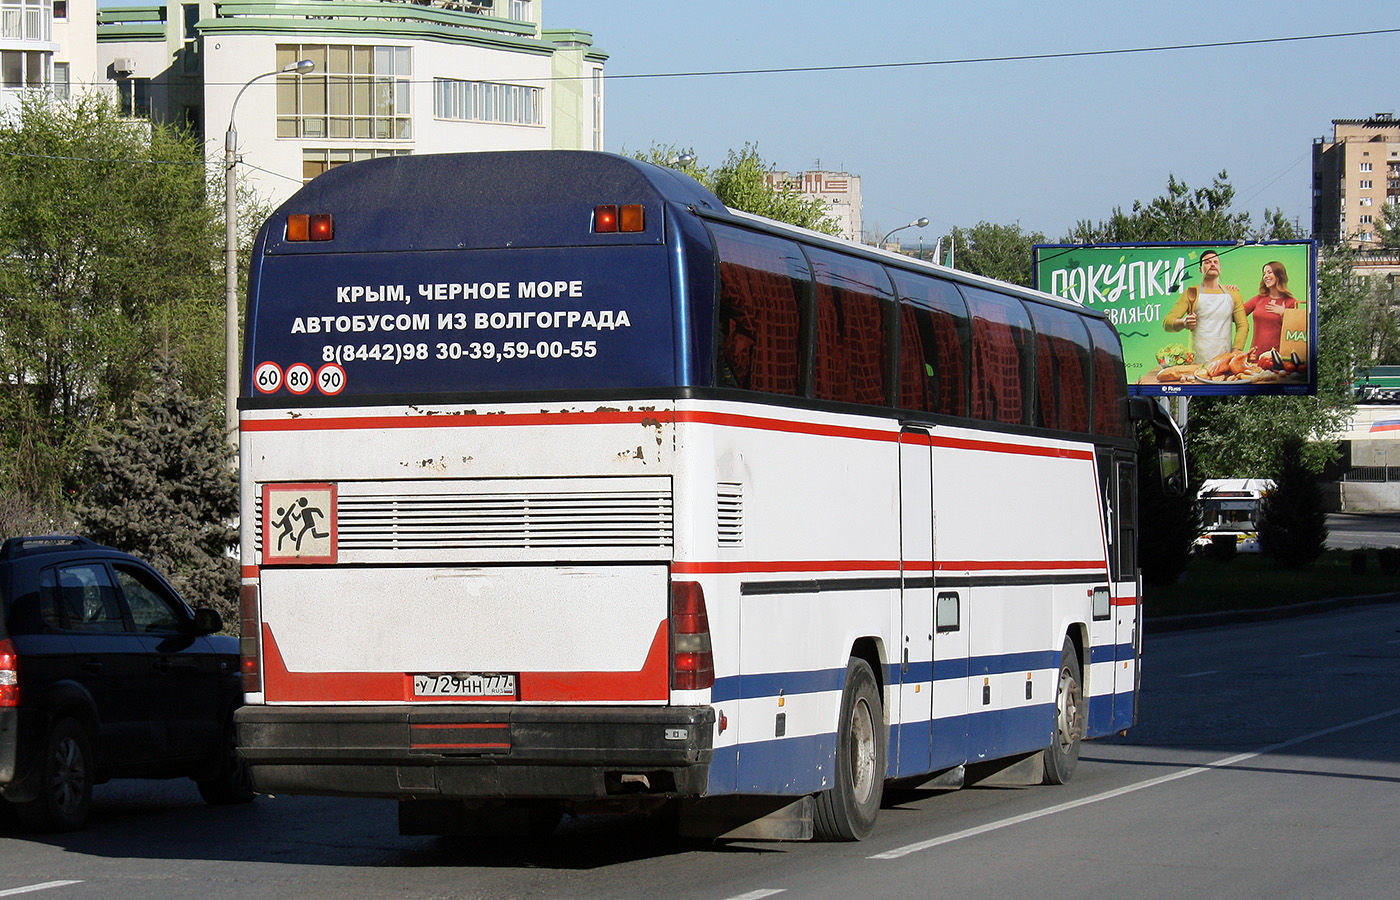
[
  {"x1": 234, "y1": 150, "x2": 1185, "y2": 841},
  {"x1": 1196, "y1": 478, "x2": 1273, "y2": 554}
]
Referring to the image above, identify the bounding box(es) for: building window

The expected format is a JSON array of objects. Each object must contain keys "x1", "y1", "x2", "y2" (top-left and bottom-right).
[
  {"x1": 1360, "y1": 197, "x2": 1373, "y2": 207},
  {"x1": 117, "y1": 77, "x2": 150, "y2": 117},
  {"x1": 1360, "y1": 162, "x2": 1373, "y2": 172},
  {"x1": 1360, "y1": 180, "x2": 1372, "y2": 189},
  {"x1": 1360, "y1": 215, "x2": 1373, "y2": 225},
  {"x1": 302, "y1": 147, "x2": 410, "y2": 182},
  {"x1": 181, "y1": 4, "x2": 200, "y2": 74},
  {"x1": 2, "y1": 0, "x2": 51, "y2": 42},
  {"x1": 433, "y1": 78, "x2": 542, "y2": 126},
  {"x1": 53, "y1": 0, "x2": 64, "y2": 19},
  {"x1": 52, "y1": 59, "x2": 67, "y2": 99},
  {"x1": 1, "y1": 48, "x2": 46, "y2": 90},
  {"x1": 277, "y1": 44, "x2": 412, "y2": 141},
  {"x1": 509, "y1": 0, "x2": 530, "y2": 20}
]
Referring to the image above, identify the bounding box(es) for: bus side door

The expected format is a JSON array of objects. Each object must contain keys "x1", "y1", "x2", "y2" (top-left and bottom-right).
[{"x1": 896, "y1": 427, "x2": 934, "y2": 777}]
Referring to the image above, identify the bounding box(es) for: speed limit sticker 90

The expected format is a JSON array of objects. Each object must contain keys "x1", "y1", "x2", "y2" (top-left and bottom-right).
[
  {"x1": 253, "y1": 362, "x2": 283, "y2": 394},
  {"x1": 316, "y1": 363, "x2": 346, "y2": 395}
]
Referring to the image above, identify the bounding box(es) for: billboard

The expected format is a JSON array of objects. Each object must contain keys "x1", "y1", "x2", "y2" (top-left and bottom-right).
[{"x1": 1032, "y1": 241, "x2": 1317, "y2": 396}]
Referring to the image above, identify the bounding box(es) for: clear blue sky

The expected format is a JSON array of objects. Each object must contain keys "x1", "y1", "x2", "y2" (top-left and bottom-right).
[{"x1": 545, "y1": 0, "x2": 1399, "y2": 243}]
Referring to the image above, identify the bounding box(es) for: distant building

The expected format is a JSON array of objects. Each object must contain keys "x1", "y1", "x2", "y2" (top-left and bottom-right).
[
  {"x1": 765, "y1": 168, "x2": 862, "y2": 242},
  {"x1": 70, "y1": 0, "x2": 606, "y2": 207},
  {"x1": 1312, "y1": 114, "x2": 1400, "y2": 246},
  {"x1": 1, "y1": 0, "x2": 102, "y2": 107}
]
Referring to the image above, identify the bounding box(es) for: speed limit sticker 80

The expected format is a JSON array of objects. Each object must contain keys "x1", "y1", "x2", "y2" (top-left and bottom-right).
[{"x1": 254, "y1": 361, "x2": 345, "y2": 396}]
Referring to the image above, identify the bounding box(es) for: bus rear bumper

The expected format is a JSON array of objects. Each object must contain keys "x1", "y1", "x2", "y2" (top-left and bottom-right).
[{"x1": 235, "y1": 704, "x2": 714, "y2": 800}]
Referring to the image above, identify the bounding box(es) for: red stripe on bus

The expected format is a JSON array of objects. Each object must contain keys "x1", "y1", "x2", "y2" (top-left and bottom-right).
[
  {"x1": 410, "y1": 743, "x2": 511, "y2": 750},
  {"x1": 260, "y1": 620, "x2": 669, "y2": 703},
  {"x1": 672, "y1": 558, "x2": 1107, "y2": 575},
  {"x1": 243, "y1": 408, "x2": 1094, "y2": 460}
]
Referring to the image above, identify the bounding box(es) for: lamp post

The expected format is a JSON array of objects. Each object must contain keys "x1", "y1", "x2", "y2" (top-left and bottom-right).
[
  {"x1": 225, "y1": 58, "x2": 314, "y2": 443},
  {"x1": 879, "y1": 217, "x2": 929, "y2": 248}
]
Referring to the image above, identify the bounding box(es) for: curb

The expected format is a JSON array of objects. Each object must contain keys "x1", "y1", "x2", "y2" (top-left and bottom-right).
[{"x1": 1146, "y1": 591, "x2": 1400, "y2": 633}]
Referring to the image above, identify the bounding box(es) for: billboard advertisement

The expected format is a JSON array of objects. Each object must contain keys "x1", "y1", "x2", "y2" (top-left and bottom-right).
[{"x1": 1032, "y1": 241, "x2": 1317, "y2": 396}]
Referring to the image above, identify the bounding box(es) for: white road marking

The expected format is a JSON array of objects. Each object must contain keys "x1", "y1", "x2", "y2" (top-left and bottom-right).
[
  {"x1": 0, "y1": 883, "x2": 83, "y2": 898},
  {"x1": 724, "y1": 891, "x2": 786, "y2": 900},
  {"x1": 869, "y1": 705, "x2": 1400, "y2": 861},
  {"x1": 1298, "y1": 652, "x2": 1331, "y2": 658},
  {"x1": 1181, "y1": 670, "x2": 1218, "y2": 678}
]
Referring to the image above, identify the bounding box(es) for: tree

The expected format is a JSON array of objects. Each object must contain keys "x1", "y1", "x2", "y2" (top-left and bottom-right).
[
  {"x1": 0, "y1": 91, "x2": 225, "y2": 507},
  {"x1": 637, "y1": 143, "x2": 841, "y2": 235},
  {"x1": 1376, "y1": 200, "x2": 1400, "y2": 249},
  {"x1": 78, "y1": 356, "x2": 238, "y2": 622},
  {"x1": 946, "y1": 221, "x2": 1047, "y2": 287},
  {"x1": 1255, "y1": 435, "x2": 1328, "y2": 568}
]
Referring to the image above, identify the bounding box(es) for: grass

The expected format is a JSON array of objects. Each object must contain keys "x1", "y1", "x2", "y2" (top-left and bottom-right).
[{"x1": 1143, "y1": 548, "x2": 1400, "y2": 619}]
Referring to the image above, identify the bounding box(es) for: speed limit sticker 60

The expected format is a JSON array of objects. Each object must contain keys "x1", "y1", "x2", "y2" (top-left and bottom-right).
[{"x1": 253, "y1": 362, "x2": 283, "y2": 394}]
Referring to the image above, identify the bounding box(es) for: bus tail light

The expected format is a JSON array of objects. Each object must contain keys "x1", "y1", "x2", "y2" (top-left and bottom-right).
[
  {"x1": 593, "y1": 204, "x2": 645, "y2": 233},
  {"x1": 239, "y1": 583, "x2": 261, "y2": 693},
  {"x1": 670, "y1": 581, "x2": 714, "y2": 691},
  {"x1": 0, "y1": 639, "x2": 18, "y2": 707},
  {"x1": 286, "y1": 213, "x2": 334, "y2": 242}
]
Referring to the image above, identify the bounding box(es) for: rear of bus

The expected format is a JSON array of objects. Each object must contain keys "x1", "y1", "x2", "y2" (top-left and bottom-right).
[{"x1": 234, "y1": 152, "x2": 723, "y2": 830}]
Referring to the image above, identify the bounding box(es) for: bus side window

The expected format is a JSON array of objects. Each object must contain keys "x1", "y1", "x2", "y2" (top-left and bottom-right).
[
  {"x1": 809, "y1": 249, "x2": 894, "y2": 406},
  {"x1": 1028, "y1": 303, "x2": 1092, "y2": 433},
  {"x1": 963, "y1": 286, "x2": 1034, "y2": 426},
  {"x1": 710, "y1": 224, "x2": 809, "y2": 396},
  {"x1": 1085, "y1": 318, "x2": 1131, "y2": 438},
  {"x1": 890, "y1": 270, "x2": 970, "y2": 418}
]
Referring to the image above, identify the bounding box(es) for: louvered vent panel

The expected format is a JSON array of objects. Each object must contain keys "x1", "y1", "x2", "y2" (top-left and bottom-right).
[
  {"x1": 717, "y1": 482, "x2": 744, "y2": 546},
  {"x1": 254, "y1": 480, "x2": 672, "y2": 552}
]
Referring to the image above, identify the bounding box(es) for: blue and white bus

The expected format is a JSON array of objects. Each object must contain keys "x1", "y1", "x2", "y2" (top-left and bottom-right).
[{"x1": 234, "y1": 151, "x2": 1184, "y2": 840}]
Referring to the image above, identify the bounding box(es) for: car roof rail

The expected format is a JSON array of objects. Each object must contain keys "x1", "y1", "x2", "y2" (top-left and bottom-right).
[{"x1": 0, "y1": 534, "x2": 104, "y2": 560}]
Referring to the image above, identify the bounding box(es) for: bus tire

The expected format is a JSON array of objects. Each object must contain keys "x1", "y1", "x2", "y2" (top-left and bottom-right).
[
  {"x1": 813, "y1": 658, "x2": 885, "y2": 841},
  {"x1": 13, "y1": 717, "x2": 93, "y2": 833},
  {"x1": 1043, "y1": 636, "x2": 1085, "y2": 785}
]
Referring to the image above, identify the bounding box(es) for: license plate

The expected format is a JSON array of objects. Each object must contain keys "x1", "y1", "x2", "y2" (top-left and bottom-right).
[{"x1": 413, "y1": 672, "x2": 518, "y2": 698}]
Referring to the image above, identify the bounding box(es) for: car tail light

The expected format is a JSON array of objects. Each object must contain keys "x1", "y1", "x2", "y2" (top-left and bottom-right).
[
  {"x1": 0, "y1": 639, "x2": 18, "y2": 707},
  {"x1": 239, "y1": 584, "x2": 261, "y2": 693},
  {"x1": 670, "y1": 581, "x2": 714, "y2": 691}
]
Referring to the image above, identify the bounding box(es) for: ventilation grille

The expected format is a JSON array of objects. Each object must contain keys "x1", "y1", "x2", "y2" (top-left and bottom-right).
[
  {"x1": 255, "y1": 479, "x2": 672, "y2": 553},
  {"x1": 717, "y1": 482, "x2": 744, "y2": 546}
]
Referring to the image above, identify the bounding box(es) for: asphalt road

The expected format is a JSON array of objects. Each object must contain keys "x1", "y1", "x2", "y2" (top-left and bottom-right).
[
  {"x1": 1326, "y1": 512, "x2": 1400, "y2": 550},
  {"x1": 4, "y1": 602, "x2": 1399, "y2": 899}
]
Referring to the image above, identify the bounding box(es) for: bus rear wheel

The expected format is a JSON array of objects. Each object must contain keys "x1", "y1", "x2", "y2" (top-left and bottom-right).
[
  {"x1": 1043, "y1": 637, "x2": 1085, "y2": 785},
  {"x1": 813, "y1": 658, "x2": 885, "y2": 841}
]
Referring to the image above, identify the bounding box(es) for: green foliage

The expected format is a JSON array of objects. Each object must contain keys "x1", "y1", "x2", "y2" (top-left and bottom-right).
[
  {"x1": 0, "y1": 91, "x2": 225, "y2": 505},
  {"x1": 1255, "y1": 435, "x2": 1328, "y2": 568},
  {"x1": 636, "y1": 143, "x2": 841, "y2": 235},
  {"x1": 1376, "y1": 200, "x2": 1400, "y2": 249},
  {"x1": 946, "y1": 221, "x2": 1047, "y2": 287},
  {"x1": 78, "y1": 357, "x2": 238, "y2": 623},
  {"x1": 1064, "y1": 172, "x2": 1298, "y2": 244}
]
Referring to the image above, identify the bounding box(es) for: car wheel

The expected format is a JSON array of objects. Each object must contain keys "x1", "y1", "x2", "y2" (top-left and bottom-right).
[
  {"x1": 196, "y1": 713, "x2": 254, "y2": 805},
  {"x1": 13, "y1": 717, "x2": 93, "y2": 833}
]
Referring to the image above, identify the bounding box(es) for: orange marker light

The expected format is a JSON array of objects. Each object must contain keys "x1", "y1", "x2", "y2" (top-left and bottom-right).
[
  {"x1": 594, "y1": 205, "x2": 619, "y2": 233},
  {"x1": 619, "y1": 204, "x2": 645, "y2": 232},
  {"x1": 286, "y1": 214, "x2": 310, "y2": 242}
]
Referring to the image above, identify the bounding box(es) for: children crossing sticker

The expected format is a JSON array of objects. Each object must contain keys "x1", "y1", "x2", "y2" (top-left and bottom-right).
[{"x1": 262, "y1": 484, "x2": 337, "y2": 564}]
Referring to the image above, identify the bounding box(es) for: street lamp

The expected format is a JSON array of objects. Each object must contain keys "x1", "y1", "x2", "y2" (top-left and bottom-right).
[
  {"x1": 879, "y1": 217, "x2": 929, "y2": 247},
  {"x1": 225, "y1": 58, "x2": 314, "y2": 443}
]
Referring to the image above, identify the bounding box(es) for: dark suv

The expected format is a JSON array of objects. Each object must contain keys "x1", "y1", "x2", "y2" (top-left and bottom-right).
[{"x1": 0, "y1": 536, "x2": 251, "y2": 831}]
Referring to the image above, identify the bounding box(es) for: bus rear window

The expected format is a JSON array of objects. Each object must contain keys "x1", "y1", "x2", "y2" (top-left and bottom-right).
[{"x1": 1086, "y1": 318, "x2": 1130, "y2": 437}]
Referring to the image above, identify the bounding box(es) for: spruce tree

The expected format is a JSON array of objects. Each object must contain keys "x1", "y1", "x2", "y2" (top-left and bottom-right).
[
  {"x1": 1255, "y1": 435, "x2": 1328, "y2": 569},
  {"x1": 79, "y1": 357, "x2": 238, "y2": 624}
]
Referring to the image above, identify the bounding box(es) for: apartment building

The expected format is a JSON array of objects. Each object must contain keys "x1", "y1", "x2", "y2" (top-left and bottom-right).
[
  {"x1": 1312, "y1": 113, "x2": 1400, "y2": 246},
  {"x1": 80, "y1": 0, "x2": 605, "y2": 207},
  {"x1": 764, "y1": 168, "x2": 863, "y2": 243}
]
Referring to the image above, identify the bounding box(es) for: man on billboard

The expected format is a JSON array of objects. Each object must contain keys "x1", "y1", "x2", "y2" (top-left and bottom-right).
[{"x1": 1162, "y1": 250, "x2": 1246, "y2": 362}]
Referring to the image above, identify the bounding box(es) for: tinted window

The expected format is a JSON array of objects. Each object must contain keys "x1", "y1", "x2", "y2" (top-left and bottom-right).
[
  {"x1": 1086, "y1": 318, "x2": 1130, "y2": 437},
  {"x1": 115, "y1": 564, "x2": 186, "y2": 634},
  {"x1": 809, "y1": 248, "x2": 893, "y2": 406},
  {"x1": 890, "y1": 270, "x2": 970, "y2": 417},
  {"x1": 50, "y1": 563, "x2": 126, "y2": 632},
  {"x1": 710, "y1": 223, "x2": 809, "y2": 396},
  {"x1": 1028, "y1": 302, "x2": 1092, "y2": 433},
  {"x1": 963, "y1": 286, "x2": 1034, "y2": 425}
]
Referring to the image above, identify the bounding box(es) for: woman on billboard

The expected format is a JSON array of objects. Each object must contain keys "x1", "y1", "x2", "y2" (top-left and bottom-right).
[{"x1": 1243, "y1": 261, "x2": 1298, "y2": 358}]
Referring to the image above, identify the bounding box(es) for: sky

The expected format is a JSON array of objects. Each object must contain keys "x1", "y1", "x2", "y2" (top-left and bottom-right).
[{"x1": 542, "y1": 0, "x2": 1400, "y2": 244}]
